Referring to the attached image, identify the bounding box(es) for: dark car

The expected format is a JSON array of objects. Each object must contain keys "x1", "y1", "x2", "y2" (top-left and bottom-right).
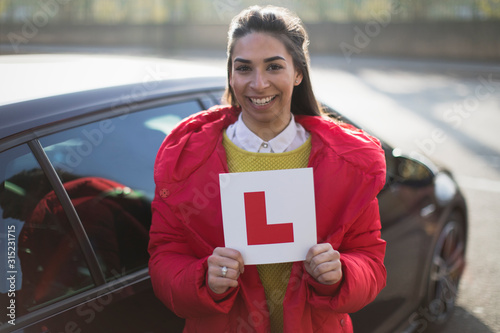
[{"x1": 0, "y1": 55, "x2": 467, "y2": 333}]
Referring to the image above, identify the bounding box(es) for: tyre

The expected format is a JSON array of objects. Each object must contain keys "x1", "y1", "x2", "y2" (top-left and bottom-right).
[{"x1": 424, "y1": 211, "x2": 467, "y2": 331}]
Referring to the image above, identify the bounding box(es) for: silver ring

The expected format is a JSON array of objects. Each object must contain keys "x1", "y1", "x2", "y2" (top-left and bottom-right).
[{"x1": 221, "y1": 266, "x2": 228, "y2": 278}]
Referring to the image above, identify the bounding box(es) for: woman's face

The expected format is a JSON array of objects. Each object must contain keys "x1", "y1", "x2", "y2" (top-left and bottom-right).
[{"x1": 229, "y1": 32, "x2": 303, "y2": 140}]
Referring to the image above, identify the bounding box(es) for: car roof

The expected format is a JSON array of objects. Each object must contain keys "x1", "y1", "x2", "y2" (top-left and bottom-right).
[
  {"x1": 0, "y1": 54, "x2": 226, "y2": 142},
  {"x1": 0, "y1": 54, "x2": 225, "y2": 105}
]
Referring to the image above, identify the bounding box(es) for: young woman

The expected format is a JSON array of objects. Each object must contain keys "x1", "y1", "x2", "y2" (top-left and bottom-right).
[{"x1": 149, "y1": 5, "x2": 387, "y2": 332}]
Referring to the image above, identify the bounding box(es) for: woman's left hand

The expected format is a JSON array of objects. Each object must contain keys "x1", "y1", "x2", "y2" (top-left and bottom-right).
[{"x1": 304, "y1": 243, "x2": 342, "y2": 285}]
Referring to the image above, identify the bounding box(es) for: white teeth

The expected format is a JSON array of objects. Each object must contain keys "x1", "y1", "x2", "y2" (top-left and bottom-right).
[{"x1": 250, "y1": 96, "x2": 275, "y2": 105}]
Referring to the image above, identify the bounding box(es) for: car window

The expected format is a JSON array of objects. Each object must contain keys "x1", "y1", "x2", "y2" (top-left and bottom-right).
[
  {"x1": 210, "y1": 90, "x2": 226, "y2": 105},
  {"x1": 0, "y1": 144, "x2": 94, "y2": 318},
  {"x1": 39, "y1": 100, "x2": 203, "y2": 281}
]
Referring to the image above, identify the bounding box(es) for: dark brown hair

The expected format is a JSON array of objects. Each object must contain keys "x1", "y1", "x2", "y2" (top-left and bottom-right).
[{"x1": 223, "y1": 5, "x2": 322, "y2": 116}]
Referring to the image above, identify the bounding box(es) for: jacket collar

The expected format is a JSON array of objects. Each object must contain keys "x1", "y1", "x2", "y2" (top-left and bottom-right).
[{"x1": 155, "y1": 106, "x2": 381, "y2": 185}]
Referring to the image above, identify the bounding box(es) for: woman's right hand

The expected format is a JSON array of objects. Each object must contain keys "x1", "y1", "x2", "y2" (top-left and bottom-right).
[{"x1": 207, "y1": 247, "x2": 245, "y2": 294}]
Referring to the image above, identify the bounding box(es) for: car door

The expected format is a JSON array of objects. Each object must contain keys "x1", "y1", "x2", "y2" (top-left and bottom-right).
[
  {"x1": 351, "y1": 145, "x2": 440, "y2": 333},
  {"x1": 0, "y1": 95, "x2": 216, "y2": 333}
]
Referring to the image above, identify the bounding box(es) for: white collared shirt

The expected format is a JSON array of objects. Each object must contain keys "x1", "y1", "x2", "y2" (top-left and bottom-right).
[{"x1": 225, "y1": 113, "x2": 310, "y2": 153}]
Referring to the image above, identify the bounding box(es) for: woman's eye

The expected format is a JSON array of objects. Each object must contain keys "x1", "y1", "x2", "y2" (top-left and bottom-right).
[
  {"x1": 268, "y1": 64, "x2": 283, "y2": 71},
  {"x1": 235, "y1": 65, "x2": 251, "y2": 72}
]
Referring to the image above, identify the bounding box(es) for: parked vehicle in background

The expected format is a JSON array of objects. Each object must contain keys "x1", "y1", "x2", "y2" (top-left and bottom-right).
[{"x1": 0, "y1": 55, "x2": 467, "y2": 333}]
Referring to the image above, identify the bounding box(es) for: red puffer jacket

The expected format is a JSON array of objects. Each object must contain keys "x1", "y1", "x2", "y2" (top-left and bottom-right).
[{"x1": 148, "y1": 105, "x2": 387, "y2": 333}]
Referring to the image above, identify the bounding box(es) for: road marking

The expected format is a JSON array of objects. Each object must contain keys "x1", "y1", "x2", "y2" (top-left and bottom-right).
[{"x1": 456, "y1": 176, "x2": 500, "y2": 193}]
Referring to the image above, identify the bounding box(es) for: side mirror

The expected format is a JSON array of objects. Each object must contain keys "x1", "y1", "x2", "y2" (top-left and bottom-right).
[{"x1": 387, "y1": 150, "x2": 435, "y2": 187}]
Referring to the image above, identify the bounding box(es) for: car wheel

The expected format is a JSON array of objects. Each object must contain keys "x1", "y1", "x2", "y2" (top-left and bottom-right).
[{"x1": 425, "y1": 211, "x2": 467, "y2": 330}]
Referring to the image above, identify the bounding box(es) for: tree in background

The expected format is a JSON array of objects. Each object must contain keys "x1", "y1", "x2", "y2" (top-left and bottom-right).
[{"x1": 0, "y1": 0, "x2": 499, "y2": 24}]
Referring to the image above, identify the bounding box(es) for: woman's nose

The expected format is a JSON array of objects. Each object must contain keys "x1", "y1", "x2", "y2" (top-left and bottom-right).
[{"x1": 250, "y1": 71, "x2": 270, "y2": 90}]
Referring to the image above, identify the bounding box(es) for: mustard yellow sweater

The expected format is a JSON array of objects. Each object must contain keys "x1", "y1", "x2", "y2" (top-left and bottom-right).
[{"x1": 223, "y1": 131, "x2": 312, "y2": 333}]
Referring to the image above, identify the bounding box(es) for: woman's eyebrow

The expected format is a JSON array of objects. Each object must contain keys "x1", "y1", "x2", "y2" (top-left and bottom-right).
[
  {"x1": 233, "y1": 56, "x2": 286, "y2": 64},
  {"x1": 264, "y1": 56, "x2": 286, "y2": 62},
  {"x1": 234, "y1": 57, "x2": 251, "y2": 64}
]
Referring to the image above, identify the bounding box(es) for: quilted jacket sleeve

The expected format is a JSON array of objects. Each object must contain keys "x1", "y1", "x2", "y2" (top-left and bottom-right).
[
  {"x1": 299, "y1": 115, "x2": 387, "y2": 314},
  {"x1": 306, "y1": 198, "x2": 386, "y2": 313},
  {"x1": 148, "y1": 196, "x2": 239, "y2": 318}
]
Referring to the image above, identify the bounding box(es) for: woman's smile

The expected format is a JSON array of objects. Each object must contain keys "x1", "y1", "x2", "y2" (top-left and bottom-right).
[{"x1": 248, "y1": 95, "x2": 277, "y2": 107}]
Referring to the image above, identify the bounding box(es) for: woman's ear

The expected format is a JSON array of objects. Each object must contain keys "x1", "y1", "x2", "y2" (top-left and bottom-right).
[
  {"x1": 294, "y1": 67, "x2": 303, "y2": 86},
  {"x1": 294, "y1": 71, "x2": 303, "y2": 86}
]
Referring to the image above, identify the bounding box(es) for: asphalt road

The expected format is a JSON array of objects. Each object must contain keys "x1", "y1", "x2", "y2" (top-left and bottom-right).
[
  {"x1": 308, "y1": 55, "x2": 500, "y2": 333},
  {"x1": 187, "y1": 52, "x2": 500, "y2": 332}
]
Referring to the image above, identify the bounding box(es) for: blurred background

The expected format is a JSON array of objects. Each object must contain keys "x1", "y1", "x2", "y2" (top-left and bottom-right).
[
  {"x1": 1, "y1": 1, "x2": 499, "y2": 332},
  {"x1": 1, "y1": 0, "x2": 500, "y2": 60}
]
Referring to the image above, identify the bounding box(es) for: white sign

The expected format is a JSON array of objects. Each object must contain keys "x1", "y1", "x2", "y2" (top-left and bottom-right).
[{"x1": 219, "y1": 168, "x2": 317, "y2": 265}]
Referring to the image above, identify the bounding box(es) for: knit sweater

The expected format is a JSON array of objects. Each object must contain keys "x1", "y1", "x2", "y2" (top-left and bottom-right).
[{"x1": 223, "y1": 131, "x2": 312, "y2": 332}]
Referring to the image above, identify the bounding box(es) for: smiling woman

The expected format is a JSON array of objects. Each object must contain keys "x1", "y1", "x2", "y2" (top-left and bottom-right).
[
  {"x1": 148, "y1": 5, "x2": 387, "y2": 333},
  {"x1": 224, "y1": 7, "x2": 322, "y2": 119},
  {"x1": 228, "y1": 32, "x2": 302, "y2": 141}
]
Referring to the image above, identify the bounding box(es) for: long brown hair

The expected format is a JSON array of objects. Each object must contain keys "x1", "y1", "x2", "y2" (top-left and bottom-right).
[{"x1": 223, "y1": 5, "x2": 323, "y2": 117}]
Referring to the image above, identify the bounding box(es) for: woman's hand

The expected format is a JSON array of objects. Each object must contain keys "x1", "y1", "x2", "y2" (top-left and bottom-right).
[
  {"x1": 304, "y1": 243, "x2": 342, "y2": 285},
  {"x1": 207, "y1": 247, "x2": 245, "y2": 294}
]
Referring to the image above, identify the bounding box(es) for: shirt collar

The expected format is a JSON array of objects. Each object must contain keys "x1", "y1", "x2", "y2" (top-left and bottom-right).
[{"x1": 232, "y1": 113, "x2": 298, "y2": 153}]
